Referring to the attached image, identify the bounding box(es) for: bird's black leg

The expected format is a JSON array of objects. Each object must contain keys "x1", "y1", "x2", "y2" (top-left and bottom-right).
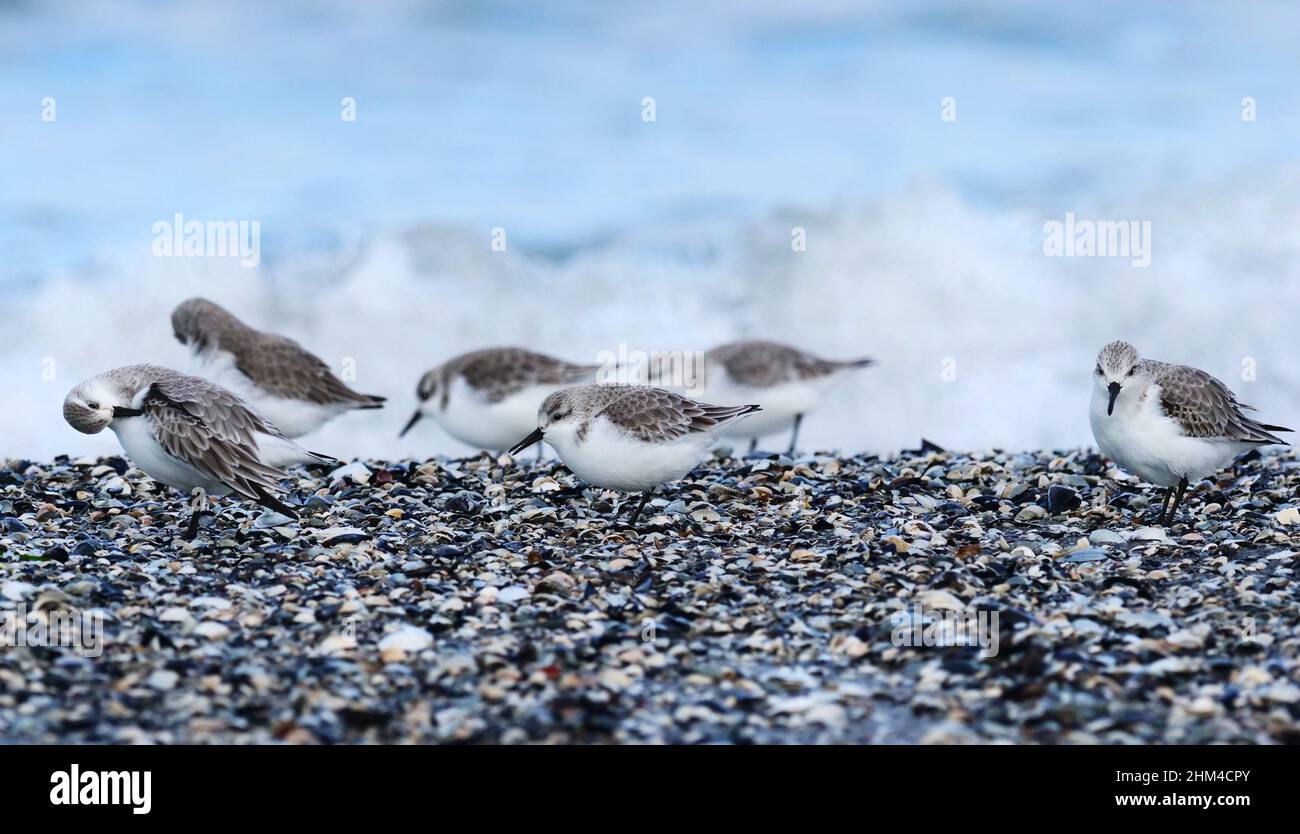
[
  {"x1": 747, "y1": 437, "x2": 758, "y2": 456},
  {"x1": 625, "y1": 490, "x2": 655, "y2": 528},
  {"x1": 1156, "y1": 487, "x2": 1174, "y2": 525},
  {"x1": 1163, "y1": 476, "x2": 1190, "y2": 526},
  {"x1": 787, "y1": 414, "x2": 803, "y2": 456},
  {"x1": 182, "y1": 487, "x2": 208, "y2": 541},
  {"x1": 183, "y1": 509, "x2": 205, "y2": 541}
]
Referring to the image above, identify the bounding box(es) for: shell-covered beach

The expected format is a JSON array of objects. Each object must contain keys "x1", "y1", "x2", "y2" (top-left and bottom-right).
[{"x1": 2, "y1": 448, "x2": 1297, "y2": 744}]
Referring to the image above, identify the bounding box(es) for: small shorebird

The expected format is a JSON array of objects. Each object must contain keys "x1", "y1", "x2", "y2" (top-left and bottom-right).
[
  {"x1": 171, "y1": 298, "x2": 385, "y2": 441},
  {"x1": 1090, "y1": 340, "x2": 1292, "y2": 526},
  {"x1": 63, "y1": 365, "x2": 331, "y2": 539},
  {"x1": 696, "y1": 339, "x2": 874, "y2": 455},
  {"x1": 508, "y1": 383, "x2": 760, "y2": 526},
  {"x1": 400, "y1": 347, "x2": 599, "y2": 453}
]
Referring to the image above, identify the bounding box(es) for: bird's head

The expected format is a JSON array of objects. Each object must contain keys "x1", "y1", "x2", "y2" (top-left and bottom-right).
[{"x1": 1094, "y1": 340, "x2": 1146, "y2": 416}]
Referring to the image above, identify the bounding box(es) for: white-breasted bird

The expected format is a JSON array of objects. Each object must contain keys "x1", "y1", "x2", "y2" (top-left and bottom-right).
[
  {"x1": 689, "y1": 339, "x2": 874, "y2": 455},
  {"x1": 171, "y1": 297, "x2": 385, "y2": 440},
  {"x1": 1090, "y1": 340, "x2": 1291, "y2": 525},
  {"x1": 400, "y1": 347, "x2": 599, "y2": 453},
  {"x1": 63, "y1": 364, "x2": 331, "y2": 539},
  {"x1": 508, "y1": 383, "x2": 760, "y2": 525}
]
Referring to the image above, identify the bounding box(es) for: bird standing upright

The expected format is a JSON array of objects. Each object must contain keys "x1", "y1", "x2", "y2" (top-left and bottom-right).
[
  {"x1": 1089, "y1": 340, "x2": 1291, "y2": 526},
  {"x1": 692, "y1": 339, "x2": 874, "y2": 455}
]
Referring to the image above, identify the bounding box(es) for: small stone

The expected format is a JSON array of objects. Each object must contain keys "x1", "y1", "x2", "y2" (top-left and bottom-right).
[
  {"x1": 1016, "y1": 505, "x2": 1047, "y2": 522},
  {"x1": 1, "y1": 581, "x2": 36, "y2": 601},
  {"x1": 538, "y1": 572, "x2": 576, "y2": 594},
  {"x1": 1046, "y1": 485, "x2": 1080, "y2": 514},
  {"x1": 193, "y1": 621, "x2": 231, "y2": 640},
  {"x1": 1062, "y1": 548, "x2": 1109, "y2": 563},
  {"x1": 497, "y1": 586, "x2": 529, "y2": 604},
  {"x1": 378, "y1": 626, "x2": 433, "y2": 654},
  {"x1": 329, "y1": 461, "x2": 373, "y2": 485},
  {"x1": 320, "y1": 527, "x2": 368, "y2": 546}
]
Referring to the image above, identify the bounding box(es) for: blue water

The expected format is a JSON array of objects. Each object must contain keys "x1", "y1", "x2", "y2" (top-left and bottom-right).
[{"x1": 5, "y1": 1, "x2": 1300, "y2": 460}]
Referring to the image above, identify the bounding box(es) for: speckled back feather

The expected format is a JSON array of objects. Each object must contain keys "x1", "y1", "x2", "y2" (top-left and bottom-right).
[
  {"x1": 1148, "y1": 360, "x2": 1291, "y2": 443},
  {"x1": 424, "y1": 347, "x2": 599, "y2": 408},
  {"x1": 707, "y1": 339, "x2": 873, "y2": 388},
  {"x1": 109, "y1": 364, "x2": 293, "y2": 501},
  {"x1": 172, "y1": 298, "x2": 385, "y2": 407},
  {"x1": 584, "y1": 384, "x2": 761, "y2": 444}
]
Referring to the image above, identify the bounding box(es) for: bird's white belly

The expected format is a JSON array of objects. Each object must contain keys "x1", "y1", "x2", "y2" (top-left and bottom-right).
[
  {"x1": 110, "y1": 417, "x2": 231, "y2": 497},
  {"x1": 549, "y1": 421, "x2": 709, "y2": 492},
  {"x1": 436, "y1": 382, "x2": 558, "y2": 451},
  {"x1": 242, "y1": 392, "x2": 344, "y2": 439},
  {"x1": 703, "y1": 376, "x2": 825, "y2": 438},
  {"x1": 1090, "y1": 390, "x2": 1248, "y2": 487}
]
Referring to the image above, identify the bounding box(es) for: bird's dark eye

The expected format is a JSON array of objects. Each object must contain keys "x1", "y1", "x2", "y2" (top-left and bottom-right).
[
  {"x1": 1127, "y1": 367, "x2": 1138, "y2": 377},
  {"x1": 86, "y1": 401, "x2": 99, "y2": 410},
  {"x1": 1094, "y1": 365, "x2": 1103, "y2": 376},
  {"x1": 551, "y1": 410, "x2": 570, "y2": 421}
]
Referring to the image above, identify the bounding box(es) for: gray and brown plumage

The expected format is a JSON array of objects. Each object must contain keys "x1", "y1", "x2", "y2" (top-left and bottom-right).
[
  {"x1": 509, "y1": 383, "x2": 761, "y2": 526},
  {"x1": 1144, "y1": 360, "x2": 1289, "y2": 444},
  {"x1": 400, "y1": 347, "x2": 600, "y2": 451},
  {"x1": 63, "y1": 365, "x2": 331, "y2": 539},
  {"x1": 172, "y1": 298, "x2": 385, "y2": 438},
  {"x1": 692, "y1": 339, "x2": 875, "y2": 454},
  {"x1": 1090, "y1": 340, "x2": 1291, "y2": 526}
]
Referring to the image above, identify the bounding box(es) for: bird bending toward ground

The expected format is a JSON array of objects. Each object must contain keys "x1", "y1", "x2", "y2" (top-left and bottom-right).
[
  {"x1": 171, "y1": 297, "x2": 385, "y2": 441},
  {"x1": 63, "y1": 364, "x2": 332, "y2": 539}
]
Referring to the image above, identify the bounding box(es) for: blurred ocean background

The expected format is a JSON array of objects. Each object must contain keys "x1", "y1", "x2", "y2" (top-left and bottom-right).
[{"x1": 4, "y1": 0, "x2": 1300, "y2": 461}]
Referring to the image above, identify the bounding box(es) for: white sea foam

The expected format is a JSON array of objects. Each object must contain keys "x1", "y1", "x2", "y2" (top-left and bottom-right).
[{"x1": 7, "y1": 177, "x2": 1299, "y2": 462}]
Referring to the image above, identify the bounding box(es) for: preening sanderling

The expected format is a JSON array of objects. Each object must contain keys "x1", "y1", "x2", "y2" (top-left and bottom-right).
[{"x1": 63, "y1": 364, "x2": 331, "y2": 539}]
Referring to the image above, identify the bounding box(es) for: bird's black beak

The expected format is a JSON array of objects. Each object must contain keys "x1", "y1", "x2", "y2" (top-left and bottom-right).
[
  {"x1": 398, "y1": 410, "x2": 422, "y2": 438},
  {"x1": 1106, "y1": 382, "x2": 1121, "y2": 416},
  {"x1": 112, "y1": 406, "x2": 143, "y2": 419},
  {"x1": 508, "y1": 427, "x2": 544, "y2": 457}
]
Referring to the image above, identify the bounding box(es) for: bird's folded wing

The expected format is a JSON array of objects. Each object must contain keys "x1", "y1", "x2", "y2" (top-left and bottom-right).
[
  {"x1": 238, "y1": 336, "x2": 376, "y2": 405},
  {"x1": 1157, "y1": 364, "x2": 1287, "y2": 443},
  {"x1": 144, "y1": 381, "x2": 288, "y2": 500},
  {"x1": 464, "y1": 349, "x2": 596, "y2": 402},
  {"x1": 599, "y1": 387, "x2": 756, "y2": 443}
]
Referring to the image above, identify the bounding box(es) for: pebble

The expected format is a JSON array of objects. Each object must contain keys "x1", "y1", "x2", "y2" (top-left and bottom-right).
[
  {"x1": 1, "y1": 447, "x2": 1297, "y2": 744},
  {"x1": 378, "y1": 626, "x2": 434, "y2": 653}
]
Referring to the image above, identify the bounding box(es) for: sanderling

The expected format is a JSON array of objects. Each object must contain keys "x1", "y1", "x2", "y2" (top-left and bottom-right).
[
  {"x1": 171, "y1": 298, "x2": 385, "y2": 440},
  {"x1": 695, "y1": 339, "x2": 874, "y2": 455},
  {"x1": 399, "y1": 347, "x2": 599, "y2": 453},
  {"x1": 1090, "y1": 340, "x2": 1292, "y2": 525},
  {"x1": 63, "y1": 364, "x2": 331, "y2": 539},
  {"x1": 508, "y1": 383, "x2": 760, "y2": 526}
]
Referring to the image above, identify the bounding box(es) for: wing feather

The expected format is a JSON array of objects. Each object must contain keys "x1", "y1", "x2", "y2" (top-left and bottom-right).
[
  {"x1": 1154, "y1": 362, "x2": 1291, "y2": 444},
  {"x1": 144, "y1": 380, "x2": 290, "y2": 501}
]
